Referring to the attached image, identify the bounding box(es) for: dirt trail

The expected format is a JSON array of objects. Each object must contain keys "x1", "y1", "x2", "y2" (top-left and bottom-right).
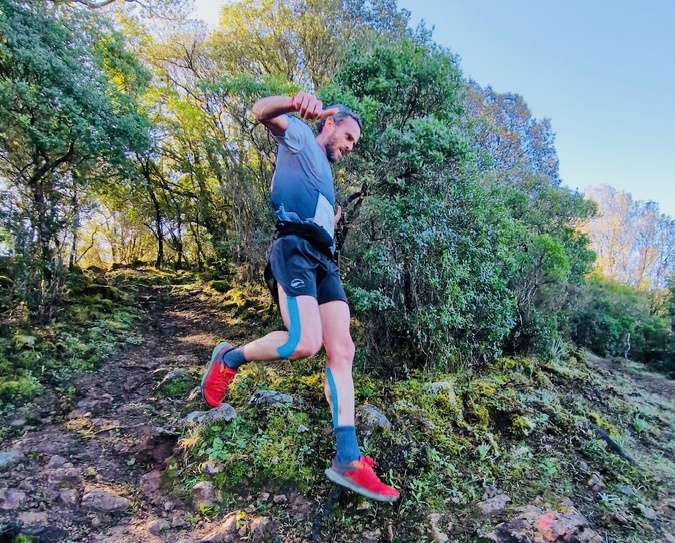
[{"x1": 0, "y1": 283, "x2": 247, "y2": 542}]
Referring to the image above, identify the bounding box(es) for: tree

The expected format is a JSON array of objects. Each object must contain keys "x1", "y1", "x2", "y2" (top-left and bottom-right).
[
  {"x1": 208, "y1": 0, "x2": 410, "y2": 91},
  {"x1": 462, "y1": 81, "x2": 595, "y2": 354},
  {"x1": 571, "y1": 276, "x2": 671, "y2": 371},
  {"x1": 464, "y1": 82, "x2": 560, "y2": 181},
  {"x1": 0, "y1": 0, "x2": 149, "y2": 316},
  {"x1": 320, "y1": 38, "x2": 517, "y2": 369},
  {"x1": 478, "y1": 168, "x2": 595, "y2": 353},
  {"x1": 582, "y1": 184, "x2": 675, "y2": 290},
  {"x1": 100, "y1": 0, "x2": 415, "y2": 275}
]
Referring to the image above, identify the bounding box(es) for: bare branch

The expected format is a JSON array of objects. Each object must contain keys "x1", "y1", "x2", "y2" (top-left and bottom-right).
[{"x1": 70, "y1": 0, "x2": 120, "y2": 7}]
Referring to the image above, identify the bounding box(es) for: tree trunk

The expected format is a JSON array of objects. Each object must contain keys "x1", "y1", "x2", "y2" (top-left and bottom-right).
[{"x1": 69, "y1": 185, "x2": 80, "y2": 271}]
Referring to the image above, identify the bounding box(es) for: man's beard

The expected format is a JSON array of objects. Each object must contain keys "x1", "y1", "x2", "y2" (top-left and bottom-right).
[{"x1": 325, "y1": 139, "x2": 340, "y2": 163}]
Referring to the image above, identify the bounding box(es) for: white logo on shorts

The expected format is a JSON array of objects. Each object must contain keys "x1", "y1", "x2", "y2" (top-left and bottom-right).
[{"x1": 290, "y1": 278, "x2": 305, "y2": 289}]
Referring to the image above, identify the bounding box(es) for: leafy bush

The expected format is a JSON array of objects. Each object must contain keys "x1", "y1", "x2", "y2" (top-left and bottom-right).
[
  {"x1": 322, "y1": 38, "x2": 517, "y2": 370},
  {"x1": 571, "y1": 276, "x2": 672, "y2": 369}
]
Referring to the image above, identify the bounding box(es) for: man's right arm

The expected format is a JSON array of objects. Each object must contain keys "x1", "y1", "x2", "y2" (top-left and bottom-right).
[{"x1": 251, "y1": 92, "x2": 338, "y2": 137}]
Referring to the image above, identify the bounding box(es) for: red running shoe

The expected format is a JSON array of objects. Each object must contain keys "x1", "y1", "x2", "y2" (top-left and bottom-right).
[
  {"x1": 201, "y1": 342, "x2": 237, "y2": 407},
  {"x1": 325, "y1": 456, "x2": 400, "y2": 502}
]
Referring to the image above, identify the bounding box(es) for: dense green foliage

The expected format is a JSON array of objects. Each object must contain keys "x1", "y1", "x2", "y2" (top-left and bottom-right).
[
  {"x1": 0, "y1": 0, "x2": 149, "y2": 317},
  {"x1": 571, "y1": 276, "x2": 674, "y2": 375},
  {"x1": 321, "y1": 38, "x2": 517, "y2": 368}
]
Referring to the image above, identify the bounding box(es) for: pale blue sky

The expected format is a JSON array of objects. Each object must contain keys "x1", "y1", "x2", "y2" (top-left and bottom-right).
[{"x1": 191, "y1": 0, "x2": 675, "y2": 217}]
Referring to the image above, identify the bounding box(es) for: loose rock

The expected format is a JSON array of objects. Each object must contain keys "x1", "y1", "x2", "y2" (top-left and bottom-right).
[
  {"x1": 0, "y1": 488, "x2": 27, "y2": 510},
  {"x1": 357, "y1": 405, "x2": 391, "y2": 430},
  {"x1": 186, "y1": 403, "x2": 237, "y2": 426},
  {"x1": 193, "y1": 481, "x2": 220, "y2": 510},
  {"x1": 158, "y1": 368, "x2": 189, "y2": 385},
  {"x1": 81, "y1": 489, "x2": 130, "y2": 512},
  {"x1": 249, "y1": 390, "x2": 293, "y2": 406},
  {"x1": 17, "y1": 511, "x2": 49, "y2": 533},
  {"x1": 249, "y1": 516, "x2": 272, "y2": 542},
  {"x1": 47, "y1": 455, "x2": 68, "y2": 469},
  {"x1": 199, "y1": 512, "x2": 238, "y2": 542},
  {"x1": 477, "y1": 494, "x2": 511, "y2": 515},
  {"x1": 140, "y1": 470, "x2": 162, "y2": 501},
  {"x1": 147, "y1": 518, "x2": 170, "y2": 535},
  {"x1": 587, "y1": 472, "x2": 605, "y2": 493},
  {"x1": 429, "y1": 513, "x2": 449, "y2": 543},
  {"x1": 0, "y1": 451, "x2": 25, "y2": 471},
  {"x1": 58, "y1": 489, "x2": 80, "y2": 507},
  {"x1": 487, "y1": 499, "x2": 603, "y2": 542},
  {"x1": 47, "y1": 468, "x2": 84, "y2": 489},
  {"x1": 201, "y1": 460, "x2": 223, "y2": 475}
]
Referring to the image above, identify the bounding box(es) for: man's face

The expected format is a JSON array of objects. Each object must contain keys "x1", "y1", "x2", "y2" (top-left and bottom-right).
[{"x1": 323, "y1": 117, "x2": 361, "y2": 163}]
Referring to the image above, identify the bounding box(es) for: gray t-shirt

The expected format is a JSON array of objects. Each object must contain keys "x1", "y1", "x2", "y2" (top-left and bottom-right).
[{"x1": 271, "y1": 115, "x2": 335, "y2": 251}]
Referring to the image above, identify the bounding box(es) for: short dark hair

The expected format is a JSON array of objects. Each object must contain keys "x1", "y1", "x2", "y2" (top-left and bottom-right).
[{"x1": 317, "y1": 104, "x2": 363, "y2": 134}]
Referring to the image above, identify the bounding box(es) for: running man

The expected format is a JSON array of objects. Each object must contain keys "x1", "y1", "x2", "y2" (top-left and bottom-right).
[{"x1": 200, "y1": 91, "x2": 400, "y2": 502}]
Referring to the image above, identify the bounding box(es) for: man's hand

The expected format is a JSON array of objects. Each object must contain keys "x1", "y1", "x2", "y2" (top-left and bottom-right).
[
  {"x1": 292, "y1": 92, "x2": 339, "y2": 121},
  {"x1": 333, "y1": 205, "x2": 343, "y2": 230}
]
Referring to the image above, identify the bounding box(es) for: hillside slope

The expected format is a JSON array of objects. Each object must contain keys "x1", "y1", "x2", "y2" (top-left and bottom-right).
[{"x1": 0, "y1": 271, "x2": 673, "y2": 543}]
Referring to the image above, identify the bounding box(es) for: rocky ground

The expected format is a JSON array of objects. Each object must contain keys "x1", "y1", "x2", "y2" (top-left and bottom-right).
[{"x1": 0, "y1": 279, "x2": 673, "y2": 542}]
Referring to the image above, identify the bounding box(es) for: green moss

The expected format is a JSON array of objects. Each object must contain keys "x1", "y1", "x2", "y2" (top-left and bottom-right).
[
  {"x1": 159, "y1": 378, "x2": 193, "y2": 398},
  {"x1": 471, "y1": 380, "x2": 498, "y2": 397},
  {"x1": 588, "y1": 411, "x2": 623, "y2": 438},
  {"x1": 470, "y1": 404, "x2": 490, "y2": 427},
  {"x1": 0, "y1": 270, "x2": 147, "y2": 407},
  {"x1": 512, "y1": 415, "x2": 536, "y2": 438},
  {"x1": 0, "y1": 373, "x2": 42, "y2": 404},
  {"x1": 496, "y1": 357, "x2": 520, "y2": 371},
  {"x1": 208, "y1": 279, "x2": 231, "y2": 293},
  {"x1": 191, "y1": 407, "x2": 325, "y2": 493}
]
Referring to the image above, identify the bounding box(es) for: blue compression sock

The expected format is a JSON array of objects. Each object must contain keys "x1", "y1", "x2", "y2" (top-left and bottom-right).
[
  {"x1": 223, "y1": 348, "x2": 247, "y2": 370},
  {"x1": 335, "y1": 426, "x2": 361, "y2": 464}
]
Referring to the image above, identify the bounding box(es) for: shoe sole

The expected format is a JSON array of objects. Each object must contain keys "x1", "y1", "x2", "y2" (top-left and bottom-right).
[
  {"x1": 325, "y1": 468, "x2": 399, "y2": 502},
  {"x1": 200, "y1": 341, "x2": 234, "y2": 407}
]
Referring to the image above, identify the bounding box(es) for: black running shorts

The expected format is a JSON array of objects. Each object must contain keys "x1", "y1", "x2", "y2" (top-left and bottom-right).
[{"x1": 264, "y1": 235, "x2": 347, "y2": 305}]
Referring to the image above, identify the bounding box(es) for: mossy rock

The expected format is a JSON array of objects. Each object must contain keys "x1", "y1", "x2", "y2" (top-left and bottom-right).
[
  {"x1": 85, "y1": 265, "x2": 108, "y2": 274},
  {"x1": 468, "y1": 403, "x2": 491, "y2": 427},
  {"x1": 156, "y1": 368, "x2": 197, "y2": 399},
  {"x1": 84, "y1": 284, "x2": 126, "y2": 302},
  {"x1": 511, "y1": 415, "x2": 536, "y2": 438},
  {"x1": 588, "y1": 411, "x2": 622, "y2": 437}
]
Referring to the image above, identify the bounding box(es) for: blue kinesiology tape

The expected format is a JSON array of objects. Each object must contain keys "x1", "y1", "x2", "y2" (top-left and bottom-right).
[
  {"x1": 277, "y1": 295, "x2": 301, "y2": 358},
  {"x1": 326, "y1": 367, "x2": 339, "y2": 428}
]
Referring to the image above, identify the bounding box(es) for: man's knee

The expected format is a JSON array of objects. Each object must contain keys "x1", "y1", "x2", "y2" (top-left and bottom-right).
[
  {"x1": 326, "y1": 337, "x2": 355, "y2": 368},
  {"x1": 288, "y1": 335, "x2": 322, "y2": 360}
]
